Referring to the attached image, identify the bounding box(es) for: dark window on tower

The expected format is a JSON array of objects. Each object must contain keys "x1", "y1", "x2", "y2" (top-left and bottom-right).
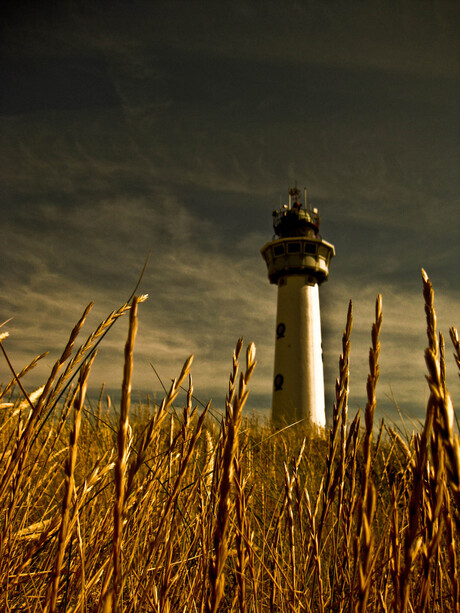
[
  {"x1": 304, "y1": 243, "x2": 317, "y2": 255},
  {"x1": 274, "y1": 374, "x2": 284, "y2": 391},
  {"x1": 276, "y1": 323, "x2": 286, "y2": 338},
  {"x1": 287, "y1": 242, "x2": 301, "y2": 254},
  {"x1": 273, "y1": 244, "x2": 285, "y2": 257}
]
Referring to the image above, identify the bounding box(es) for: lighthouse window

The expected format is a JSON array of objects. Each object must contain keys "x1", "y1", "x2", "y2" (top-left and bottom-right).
[
  {"x1": 287, "y1": 242, "x2": 301, "y2": 254},
  {"x1": 276, "y1": 323, "x2": 286, "y2": 338},
  {"x1": 304, "y1": 243, "x2": 317, "y2": 255},
  {"x1": 273, "y1": 244, "x2": 285, "y2": 257}
]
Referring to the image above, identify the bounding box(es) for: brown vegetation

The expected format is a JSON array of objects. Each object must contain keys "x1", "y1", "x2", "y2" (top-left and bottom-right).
[{"x1": 0, "y1": 271, "x2": 458, "y2": 612}]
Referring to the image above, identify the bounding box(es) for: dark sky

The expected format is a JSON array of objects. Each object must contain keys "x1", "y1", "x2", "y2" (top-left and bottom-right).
[{"x1": 1, "y1": 1, "x2": 459, "y2": 425}]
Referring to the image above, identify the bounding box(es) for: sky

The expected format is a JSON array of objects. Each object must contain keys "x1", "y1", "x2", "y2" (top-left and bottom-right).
[{"x1": 1, "y1": 0, "x2": 459, "y2": 428}]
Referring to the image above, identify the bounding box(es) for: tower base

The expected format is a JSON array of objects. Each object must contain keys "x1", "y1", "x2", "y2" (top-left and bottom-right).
[{"x1": 271, "y1": 276, "x2": 326, "y2": 427}]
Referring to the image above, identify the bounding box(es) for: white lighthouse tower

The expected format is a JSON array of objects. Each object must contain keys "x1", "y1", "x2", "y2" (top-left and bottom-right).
[{"x1": 261, "y1": 187, "x2": 335, "y2": 427}]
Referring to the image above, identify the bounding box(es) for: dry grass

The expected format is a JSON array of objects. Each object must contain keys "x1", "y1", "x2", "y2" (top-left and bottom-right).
[{"x1": 0, "y1": 271, "x2": 458, "y2": 612}]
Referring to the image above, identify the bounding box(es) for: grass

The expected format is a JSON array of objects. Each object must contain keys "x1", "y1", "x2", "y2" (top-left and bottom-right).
[{"x1": 0, "y1": 269, "x2": 458, "y2": 612}]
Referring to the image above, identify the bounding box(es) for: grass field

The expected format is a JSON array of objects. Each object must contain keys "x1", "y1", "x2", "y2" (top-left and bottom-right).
[{"x1": 0, "y1": 270, "x2": 459, "y2": 612}]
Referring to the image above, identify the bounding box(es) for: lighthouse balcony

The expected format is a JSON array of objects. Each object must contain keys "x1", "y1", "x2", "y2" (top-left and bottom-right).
[{"x1": 261, "y1": 237, "x2": 335, "y2": 285}]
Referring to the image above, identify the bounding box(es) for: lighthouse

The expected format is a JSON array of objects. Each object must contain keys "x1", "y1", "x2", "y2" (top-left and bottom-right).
[{"x1": 261, "y1": 187, "x2": 335, "y2": 427}]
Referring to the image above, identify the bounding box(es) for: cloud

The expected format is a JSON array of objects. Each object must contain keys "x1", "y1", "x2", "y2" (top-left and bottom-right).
[
  {"x1": 1, "y1": 187, "x2": 457, "y2": 428},
  {"x1": 0, "y1": 192, "x2": 271, "y2": 403},
  {"x1": 65, "y1": 1, "x2": 459, "y2": 79},
  {"x1": 321, "y1": 275, "x2": 459, "y2": 422}
]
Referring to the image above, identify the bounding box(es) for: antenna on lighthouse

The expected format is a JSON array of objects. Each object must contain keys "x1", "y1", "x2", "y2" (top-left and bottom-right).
[{"x1": 304, "y1": 187, "x2": 307, "y2": 209}]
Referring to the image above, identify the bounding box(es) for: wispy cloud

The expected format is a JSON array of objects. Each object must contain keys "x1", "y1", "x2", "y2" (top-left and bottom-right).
[{"x1": 1, "y1": 189, "x2": 457, "y2": 424}]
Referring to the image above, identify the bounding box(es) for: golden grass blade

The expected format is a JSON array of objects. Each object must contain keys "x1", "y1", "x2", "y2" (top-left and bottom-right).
[
  {"x1": 354, "y1": 295, "x2": 382, "y2": 613},
  {"x1": 450, "y1": 326, "x2": 460, "y2": 377},
  {"x1": 44, "y1": 355, "x2": 94, "y2": 613},
  {"x1": 206, "y1": 341, "x2": 255, "y2": 613},
  {"x1": 0, "y1": 351, "x2": 49, "y2": 401},
  {"x1": 110, "y1": 296, "x2": 139, "y2": 611}
]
